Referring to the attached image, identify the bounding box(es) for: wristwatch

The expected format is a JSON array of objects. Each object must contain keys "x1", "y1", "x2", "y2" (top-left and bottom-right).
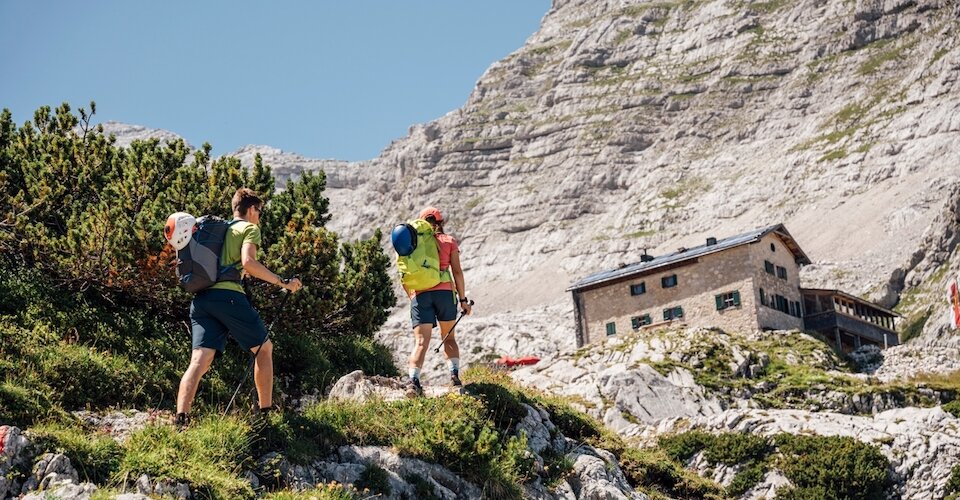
[{"x1": 459, "y1": 297, "x2": 469, "y2": 303}]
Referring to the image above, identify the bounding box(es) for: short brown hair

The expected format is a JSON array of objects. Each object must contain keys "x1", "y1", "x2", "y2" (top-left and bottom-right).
[{"x1": 232, "y1": 188, "x2": 263, "y2": 217}]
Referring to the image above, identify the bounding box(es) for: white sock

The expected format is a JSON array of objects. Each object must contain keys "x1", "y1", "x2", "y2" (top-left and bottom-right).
[
  {"x1": 408, "y1": 367, "x2": 421, "y2": 380},
  {"x1": 448, "y1": 358, "x2": 460, "y2": 374}
]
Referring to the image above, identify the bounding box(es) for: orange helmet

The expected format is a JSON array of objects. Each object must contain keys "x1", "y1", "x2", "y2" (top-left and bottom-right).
[{"x1": 419, "y1": 206, "x2": 443, "y2": 222}]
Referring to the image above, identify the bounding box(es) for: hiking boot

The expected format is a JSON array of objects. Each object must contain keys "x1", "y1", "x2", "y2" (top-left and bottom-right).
[
  {"x1": 450, "y1": 372, "x2": 463, "y2": 387},
  {"x1": 175, "y1": 413, "x2": 191, "y2": 432},
  {"x1": 406, "y1": 377, "x2": 424, "y2": 397}
]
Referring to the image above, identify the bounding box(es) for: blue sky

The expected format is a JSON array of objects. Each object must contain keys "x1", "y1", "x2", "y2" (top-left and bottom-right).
[{"x1": 1, "y1": 2, "x2": 549, "y2": 161}]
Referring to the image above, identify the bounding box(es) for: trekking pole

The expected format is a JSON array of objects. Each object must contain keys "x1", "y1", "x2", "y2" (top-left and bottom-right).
[
  {"x1": 224, "y1": 278, "x2": 295, "y2": 415},
  {"x1": 434, "y1": 299, "x2": 474, "y2": 354}
]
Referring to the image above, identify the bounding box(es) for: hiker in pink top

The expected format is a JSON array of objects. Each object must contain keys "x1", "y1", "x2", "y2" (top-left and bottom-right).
[{"x1": 402, "y1": 207, "x2": 472, "y2": 395}]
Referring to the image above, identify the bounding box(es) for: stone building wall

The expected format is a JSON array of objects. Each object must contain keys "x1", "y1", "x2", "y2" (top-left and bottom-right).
[
  {"x1": 751, "y1": 233, "x2": 805, "y2": 331},
  {"x1": 578, "y1": 243, "x2": 765, "y2": 346}
]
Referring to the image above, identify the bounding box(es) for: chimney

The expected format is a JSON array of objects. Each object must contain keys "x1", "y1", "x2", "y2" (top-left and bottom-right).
[{"x1": 706, "y1": 237, "x2": 717, "y2": 246}]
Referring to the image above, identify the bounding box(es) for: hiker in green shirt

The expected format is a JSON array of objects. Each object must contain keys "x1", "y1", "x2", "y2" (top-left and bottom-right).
[{"x1": 175, "y1": 188, "x2": 302, "y2": 429}]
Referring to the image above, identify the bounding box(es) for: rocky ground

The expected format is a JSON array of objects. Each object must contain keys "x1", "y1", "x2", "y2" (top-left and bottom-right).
[
  {"x1": 1, "y1": 371, "x2": 650, "y2": 500},
  {"x1": 510, "y1": 324, "x2": 960, "y2": 498},
  {"x1": 658, "y1": 406, "x2": 960, "y2": 499}
]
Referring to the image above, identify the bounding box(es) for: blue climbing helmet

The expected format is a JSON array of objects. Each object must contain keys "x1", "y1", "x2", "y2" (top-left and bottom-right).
[{"x1": 391, "y1": 223, "x2": 417, "y2": 256}]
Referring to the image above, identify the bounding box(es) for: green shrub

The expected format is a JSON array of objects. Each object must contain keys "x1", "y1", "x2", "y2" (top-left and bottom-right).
[
  {"x1": 704, "y1": 433, "x2": 771, "y2": 465},
  {"x1": 658, "y1": 431, "x2": 715, "y2": 463},
  {"x1": 619, "y1": 447, "x2": 724, "y2": 499},
  {"x1": 404, "y1": 473, "x2": 440, "y2": 500},
  {"x1": 774, "y1": 434, "x2": 890, "y2": 499},
  {"x1": 0, "y1": 103, "x2": 396, "y2": 425},
  {"x1": 946, "y1": 464, "x2": 960, "y2": 498},
  {"x1": 355, "y1": 463, "x2": 391, "y2": 496},
  {"x1": 777, "y1": 485, "x2": 833, "y2": 499},
  {"x1": 944, "y1": 399, "x2": 960, "y2": 418},
  {"x1": 727, "y1": 460, "x2": 768, "y2": 497}
]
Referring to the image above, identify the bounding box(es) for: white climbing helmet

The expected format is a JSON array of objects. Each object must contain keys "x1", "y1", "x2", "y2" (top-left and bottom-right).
[{"x1": 164, "y1": 212, "x2": 196, "y2": 251}]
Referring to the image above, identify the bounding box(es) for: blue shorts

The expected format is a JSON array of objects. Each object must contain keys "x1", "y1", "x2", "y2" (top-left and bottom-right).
[
  {"x1": 411, "y1": 290, "x2": 458, "y2": 328},
  {"x1": 190, "y1": 289, "x2": 268, "y2": 352}
]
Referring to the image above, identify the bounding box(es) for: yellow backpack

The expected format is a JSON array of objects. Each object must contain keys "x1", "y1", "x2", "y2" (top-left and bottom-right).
[{"x1": 393, "y1": 219, "x2": 452, "y2": 291}]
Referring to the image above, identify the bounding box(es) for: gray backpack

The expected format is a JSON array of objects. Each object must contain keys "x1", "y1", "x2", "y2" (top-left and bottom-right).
[{"x1": 175, "y1": 216, "x2": 242, "y2": 293}]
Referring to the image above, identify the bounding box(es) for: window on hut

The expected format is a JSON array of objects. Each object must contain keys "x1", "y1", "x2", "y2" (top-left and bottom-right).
[
  {"x1": 661, "y1": 274, "x2": 678, "y2": 288},
  {"x1": 716, "y1": 291, "x2": 742, "y2": 310}
]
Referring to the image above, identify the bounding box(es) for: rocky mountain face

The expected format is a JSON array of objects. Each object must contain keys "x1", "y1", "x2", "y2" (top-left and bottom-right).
[
  {"x1": 324, "y1": 0, "x2": 960, "y2": 309},
  {"x1": 346, "y1": 0, "x2": 960, "y2": 382}
]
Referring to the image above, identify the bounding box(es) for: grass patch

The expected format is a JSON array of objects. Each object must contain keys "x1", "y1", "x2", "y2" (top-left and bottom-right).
[
  {"x1": 819, "y1": 148, "x2": 848, "y2": 162},
  {"x1": 119, "y1": 415, "x2": 254, "y2": 499},
  {"x1": 528, "y1": 40, "x2": 572, "y2": 56},
  {"x1": 304, "y1": 392, "x2": 530, "y2": 498},
  {"x1": 263, "y1": 485, "x2": 358, "y2": 499},
  {"x1": 658, "y1": 176, "x2": 711, "y2": 201},
  {"x1": 614, "y1": 28, "x2": 634, "y2": 45},
  {"x1": 858, "y1": 39, "x2": 914, "y2": 76},
  {"x1": 931, "y1": 48, "x2": 949, "y2": 65},
  {"x1": 30, "y1": 420, "x2": 123, "y2": 485},
  {"x1": 900, "y1": 307, "x2": 932, "y2": 343},
  {"x1": 465, "y1": 196, "x2": 484, "y2": 210},
  {"x1": 625, "y1": 229, "x2": 656, "y2": 239},
  {"x1": 621, "y1": 2, "x2": 681, "y2": 17},
  {"x1": 747, "y1": 0, "x2": 789, "y2": 13}
]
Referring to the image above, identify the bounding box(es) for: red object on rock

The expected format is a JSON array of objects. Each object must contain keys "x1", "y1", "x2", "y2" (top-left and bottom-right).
[{"x1": 494, "y1": 355, "x2": 541, "y2": 367}]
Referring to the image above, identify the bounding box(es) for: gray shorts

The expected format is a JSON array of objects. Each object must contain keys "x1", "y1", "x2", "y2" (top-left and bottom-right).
[
  {"x1": 411, "y1": 290, "x2": 458, "y2": 328},
  {"x1": 190, "y1": 289, "x2": 268, "y2": 352}
]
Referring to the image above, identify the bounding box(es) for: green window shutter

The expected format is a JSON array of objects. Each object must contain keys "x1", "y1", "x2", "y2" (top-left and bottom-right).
[
  {"x1": 631, "y1": 317, "x2": 640, "y2": 330},
  {"x1": 675, "y1": 306, "x2": 684, "y2": 318},
  {"x1": 715, "y1": 295, "x2": 724, "y2": 310},
  {"x1": 733, "y1": 291, "x2": 741, "y2": 306},
  {"x1": 606, "y1": 322, "x2": 616, "y2": 336},
  {"x1": 663, "y1": 309, "x2": 671, "y2": 321},
  {"x1": 643, "y1": 314, "x2": 651, "y2": 325}
]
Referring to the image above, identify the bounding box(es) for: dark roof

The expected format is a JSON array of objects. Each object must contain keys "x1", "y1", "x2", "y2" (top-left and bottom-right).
[
  {"x1": 568, "y1": 223, "x2": 811, "y2": 292},
  {"x1": 799, "y1": 288, "x2": 901, "y2": 317}
]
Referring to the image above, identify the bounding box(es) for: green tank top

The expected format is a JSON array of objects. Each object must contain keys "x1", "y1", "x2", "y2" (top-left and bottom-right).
[{"x1": 210, "y1": 220, "x2": 262, "y2": 294}]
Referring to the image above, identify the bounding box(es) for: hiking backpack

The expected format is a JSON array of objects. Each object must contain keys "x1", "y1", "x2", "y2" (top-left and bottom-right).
[
  {"x1": 175, "y1": 216, "x2": 242, "y2": 293},
  {"x1": 392, "y1": 219, "x2": 451, "y2": 291}
]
